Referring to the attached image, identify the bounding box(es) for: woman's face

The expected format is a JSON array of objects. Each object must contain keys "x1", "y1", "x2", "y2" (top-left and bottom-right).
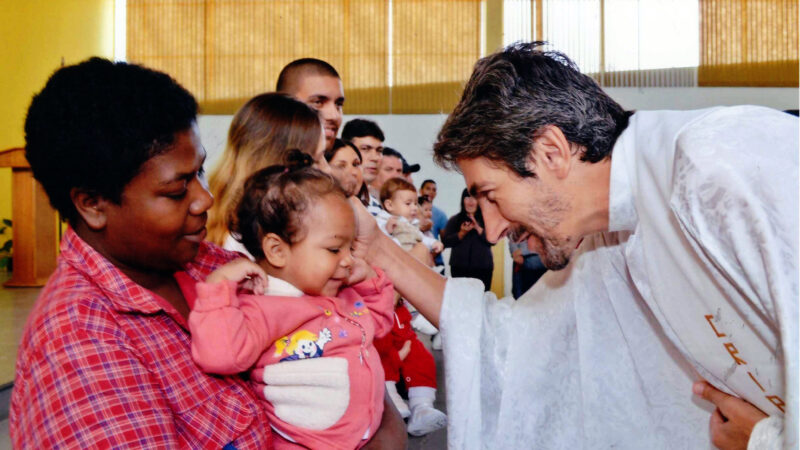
[
  {"x1": 311, "y1": 124, "x2": 332, "y2": 174},
  {"x1": 464, "y1": 195, "x2": 478, "y2": 215},
  {"x1": 98, "y1": 126, "x2": 213, "y2": 273},
  {"x1": 328, "y1": 146, "x2": 364, "y2": 197}
]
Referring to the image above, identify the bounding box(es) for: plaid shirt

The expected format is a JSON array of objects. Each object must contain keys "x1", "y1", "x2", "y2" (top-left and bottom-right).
[{"x1": 10, "y1": 228, "x2": 272, "y2": 449}]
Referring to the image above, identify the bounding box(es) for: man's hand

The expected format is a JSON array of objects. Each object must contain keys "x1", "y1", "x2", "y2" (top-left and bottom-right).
[
  {"x1": 347, "y1": 257, "x2": 378, "y2": 286},
  {"x1": 693, "y1": 381, "x2": 767, "y2": 450},
  {"x1": 430, "y1": 241, "x2": 444, "y2": 255},
  {"x1": 350, "y1": 197, "x2": 381, "y2": 260},
  {"x1": 206, "y1": 258, "x2": 268, "y2": 294}
]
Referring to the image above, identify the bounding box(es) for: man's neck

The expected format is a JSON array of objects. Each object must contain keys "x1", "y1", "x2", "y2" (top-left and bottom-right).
[
  {"x1": 368, "y1": 183, "x2": 380, "y2": 199},
  {"x1": 570, "y1": 158, "x2": 612, "y2": 237}
]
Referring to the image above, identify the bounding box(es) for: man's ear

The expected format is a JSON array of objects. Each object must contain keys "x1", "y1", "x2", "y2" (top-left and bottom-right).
[
  {"x1": 262, "y1": 233, "x2": 290, "y2": 268},
  {"x1": 70, "y1": 188, "x2": 109, "y2": 231},
  {"x1": 529, "y1": 125, "x2": 575, "y2": 180}
]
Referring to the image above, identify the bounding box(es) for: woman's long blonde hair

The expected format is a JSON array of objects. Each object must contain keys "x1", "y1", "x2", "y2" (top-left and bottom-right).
[{"x1": 207, "y1": 93, "x2": 322, "y2": 245}]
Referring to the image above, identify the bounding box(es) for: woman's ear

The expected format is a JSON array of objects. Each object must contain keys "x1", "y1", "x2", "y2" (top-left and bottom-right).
[
  {"x1": 70, "y1": 188, "x2": 108, "y2": 231},
  {"x1": 262, "y1": 233, "x2": 290, "y2": 268},
  {"x1": 529, "y1": 125, "x2": 575, "y2": 179}
]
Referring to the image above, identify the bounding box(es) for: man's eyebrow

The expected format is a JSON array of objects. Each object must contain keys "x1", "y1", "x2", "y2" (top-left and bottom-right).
[{"x1": 468, "y1": 183, "x2": 480, "y2": 197}]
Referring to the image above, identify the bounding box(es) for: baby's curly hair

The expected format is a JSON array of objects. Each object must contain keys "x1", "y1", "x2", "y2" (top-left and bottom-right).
[{"x1": 231, "y1": 151, "x2": 348, "y2": 259}]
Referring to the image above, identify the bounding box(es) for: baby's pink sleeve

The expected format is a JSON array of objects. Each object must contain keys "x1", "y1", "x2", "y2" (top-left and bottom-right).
[
  {"x1": 347, "y1": 268, "x2": 396, "y2": 338},
  {"x1": 189, "y1": 280, "x2": 273, "y2": 375}
]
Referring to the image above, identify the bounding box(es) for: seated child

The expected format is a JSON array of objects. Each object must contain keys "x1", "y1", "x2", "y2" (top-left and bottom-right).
[
  {"x1": 374, "y1": 294, "x2": 447, "y2": 436},
  {"x1": 378, "y1": 177, "x2": 444, "y2": 255},
  {"x1": 189, "y1": 157, "x2": 395, "y2": 449}
]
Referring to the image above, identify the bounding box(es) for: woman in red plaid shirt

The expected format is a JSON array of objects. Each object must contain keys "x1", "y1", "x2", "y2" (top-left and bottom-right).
[{"x1": 10, "y1": 58, "x2": 405, "y2": 449}]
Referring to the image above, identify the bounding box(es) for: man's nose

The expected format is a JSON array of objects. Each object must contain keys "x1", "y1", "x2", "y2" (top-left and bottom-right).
[{"x1": 482, "y1": 205, "x2": 508, "y2": 244}]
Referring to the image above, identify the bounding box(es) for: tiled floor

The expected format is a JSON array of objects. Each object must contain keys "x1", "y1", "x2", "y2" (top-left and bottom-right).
[{"x1": 0, "y1": 273, "x2": 40, "y2": 386}]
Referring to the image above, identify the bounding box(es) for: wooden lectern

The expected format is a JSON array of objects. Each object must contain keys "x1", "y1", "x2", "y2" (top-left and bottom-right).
[{"x1": 0, "y1": 147, "x2": 58, "y2": 287}]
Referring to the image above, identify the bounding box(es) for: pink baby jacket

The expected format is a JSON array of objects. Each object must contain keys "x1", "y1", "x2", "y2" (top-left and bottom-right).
[{"x1": 189, "y1": 269, "x2": 395, "y2": 449}]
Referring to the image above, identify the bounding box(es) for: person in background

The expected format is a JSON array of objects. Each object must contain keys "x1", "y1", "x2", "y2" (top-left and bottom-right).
[
  {"x1": 379, "y1": 178, "x2": 443, "y2": 258},
  {"x1": 419, "y1": 180, "x2": 447, "y2": 240},
  {"x1": 400, "y1": 155, "x2": 420, "y2": 185},
  {"x1": 206, "y1": 93, "x2": 329, "y2": 254},
  {"x1": 373, "y1": 292, "x2": 447, "y2": 437},
  {"x1": 342, "y1": 118, "x2": 385, "y2": 209},
  {"x1": 277, "y1": 58, "x2": 344, "y2": 151},
  {"x1": 508, "y1": 240, "x2": 547, "y2": 299},
  {"x1": 441, "y1": 189, "x2": 494, "y2": 291},
  {"x1": 191, "y1": 160, "x2": 394, "y2": 449},
  {"x1": 419, "y1": 179, "x2": 448, "y2": 268},
  {"x1": 325, "y1": 138, "x2": 370, "y2": 206},
  {"x1": 369, "y1": 147, "x2": 403, "y2": 206}
]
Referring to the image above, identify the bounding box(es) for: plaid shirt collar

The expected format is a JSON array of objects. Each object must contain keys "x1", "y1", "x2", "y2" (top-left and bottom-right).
[{"x1": 59, "y1": 227, "x2": 226, "y2": 314}]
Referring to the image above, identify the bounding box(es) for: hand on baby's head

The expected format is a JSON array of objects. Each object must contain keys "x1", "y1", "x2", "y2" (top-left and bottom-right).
[{"x1": 206, "y1": 258, "x2": 268, "y2": 294}]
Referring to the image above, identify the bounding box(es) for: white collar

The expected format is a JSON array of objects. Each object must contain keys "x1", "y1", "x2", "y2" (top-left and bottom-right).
[
  {"x1": 265, "y1": 275, "x2": 304, "y2": 297},
  {"x1": 607, "y1": 115, "x2": 639, "y2": 232}
]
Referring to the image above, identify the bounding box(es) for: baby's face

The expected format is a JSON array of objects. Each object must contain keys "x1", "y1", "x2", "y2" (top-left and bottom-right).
[
  {"x1": 385, "y1": 189, "x2": 419, "y2": 221},
  {"x1": 281, "y1": 193, "x2": 356, "y2": 297}
]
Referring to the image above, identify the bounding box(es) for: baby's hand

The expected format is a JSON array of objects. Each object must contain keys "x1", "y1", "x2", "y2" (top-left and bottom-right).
[
  {"x1": 206, "y1": 258, "x2": 268, "y2": 294},
  {"x1": 398, "y1": 340, "x2": 412, "y2": 360},
  {"x1": 430, "y1": 241, "x2": 444, "y2": 254},
  {"x1": 385, "y1": 216, "x2": 398, "y2": 234},
  {"x1": 347, "y1": 257, "x2": 378, "y2": 286}
]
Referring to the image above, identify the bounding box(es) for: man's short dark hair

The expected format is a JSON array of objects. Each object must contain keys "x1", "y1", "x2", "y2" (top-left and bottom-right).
[
  {"x1": 434, "y1": 41, "x2": 632, "y2": 177},
  {"x1": 276, "y1": 58, "x2": 340, "y2": 92},
  {"x1": 381, "y1": 147, "x2": 402, "y2": 160},
  {"x1": 341, "y1": 118, "x2": 385, "y2": 142},
  {"x1": 420, "y1": 179, "x2": 436, "y2": 190},
  {"x1": 24, "y1": 57, "x2": 198, "y2": 223}
]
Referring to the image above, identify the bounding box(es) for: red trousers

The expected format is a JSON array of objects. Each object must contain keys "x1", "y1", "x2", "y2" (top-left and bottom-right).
[{"x1": 374, "y1": 304, "x2": 437, "y2": 388}]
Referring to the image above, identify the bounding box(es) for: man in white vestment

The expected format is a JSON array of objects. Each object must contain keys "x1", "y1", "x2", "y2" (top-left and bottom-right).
[{"x1": 354, "y1": 42, "x2": 797, "y2": 449}]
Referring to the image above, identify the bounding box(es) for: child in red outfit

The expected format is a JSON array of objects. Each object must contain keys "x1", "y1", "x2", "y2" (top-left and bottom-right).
[
  {"x1": 374, "y1": 296, "x2": 447, "y2": 436},
  {"x1": 189, "y1": 160, "x2": 394, "y2": 449}
]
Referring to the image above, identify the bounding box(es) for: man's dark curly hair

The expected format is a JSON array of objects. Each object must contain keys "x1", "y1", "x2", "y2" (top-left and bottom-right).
[
  {"x1": 24, "y1": 57, "x2": 198, "y2": 223},
  {"x1": 434, "y1": 42, "x2": 632, "y2": 177}
]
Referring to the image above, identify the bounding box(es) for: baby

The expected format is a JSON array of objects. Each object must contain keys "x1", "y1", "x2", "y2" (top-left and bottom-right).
[
  {"x1": 378, "y1": 177, "x2": 444, "y2": 255},
  {"x1": 189, "y1": 157, "x2": 394, "y2": 449}
]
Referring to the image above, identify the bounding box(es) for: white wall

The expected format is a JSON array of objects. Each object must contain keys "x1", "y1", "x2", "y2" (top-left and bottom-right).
[{"x1": 198, "y1": 87, "x2": 799, "y2": 221}]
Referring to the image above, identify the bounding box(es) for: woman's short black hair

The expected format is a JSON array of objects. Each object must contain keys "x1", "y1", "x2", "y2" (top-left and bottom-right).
[{"x1": 24, "y1": 57, "x2": 198, "y2": 223}]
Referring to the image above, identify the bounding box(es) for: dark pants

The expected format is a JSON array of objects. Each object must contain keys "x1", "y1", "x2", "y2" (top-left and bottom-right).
[
  {"x1": 451, "y1": 266, "x2": 493, "y2": 292},
  {"x1": 512, "y1": 255, "x2": 548, "y2": 299}
]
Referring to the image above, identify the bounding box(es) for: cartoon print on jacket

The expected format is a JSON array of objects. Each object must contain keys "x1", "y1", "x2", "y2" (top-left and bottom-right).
[{"x1": 274, "y1": 328, "x2": 333, "y2": 362}]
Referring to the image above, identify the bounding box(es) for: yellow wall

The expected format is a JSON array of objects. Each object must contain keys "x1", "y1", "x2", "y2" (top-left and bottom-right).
[{"x1": 0, "y1": 0, "x2": 114, "y2": 223}]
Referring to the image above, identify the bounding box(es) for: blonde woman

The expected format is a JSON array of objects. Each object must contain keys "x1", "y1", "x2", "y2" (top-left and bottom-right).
[{"x1": 207, "y1": 92, "x2": 330, "y2": 252}]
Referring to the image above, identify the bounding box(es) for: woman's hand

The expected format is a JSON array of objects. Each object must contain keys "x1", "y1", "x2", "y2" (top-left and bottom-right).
[
  {"x1": 206, "y1": 258, "x2": 267, "y2": 294},
  {"x1": 467, "y1": 214, "x2": 484, "y2": 235},
  {"x1": 430, "y1": 241, "x2": 444, "y2": 255},
  {"x1": 693, "y1": 381, "x2": 767, "y2": 450},
  {"x1": 458, "y1": 220, "x2": 474, "y2": 239}
]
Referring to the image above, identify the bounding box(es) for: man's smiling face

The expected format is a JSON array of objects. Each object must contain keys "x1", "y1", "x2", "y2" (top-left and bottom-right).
[{"x1": 457, "y1": 156, "x2": 579, "y2": 270}]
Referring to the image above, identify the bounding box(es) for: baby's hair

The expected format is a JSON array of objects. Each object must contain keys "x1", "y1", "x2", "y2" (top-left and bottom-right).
[
  {"x1": 231, "y1": 150, "x2": 347, "y2": 259},
  {"x1": 380, "y1": 177, "x2": 417, "y2": 207},
  {"x1": 418, "y1": 195, "x2": 432, "y2": 206}
]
